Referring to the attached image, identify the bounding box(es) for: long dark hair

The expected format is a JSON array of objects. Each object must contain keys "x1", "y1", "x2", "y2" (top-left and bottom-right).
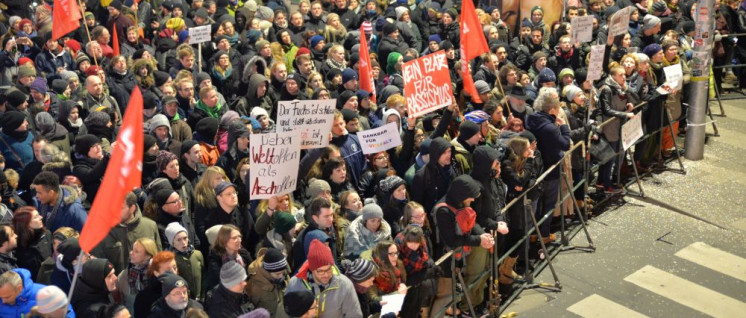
[{"x1": 13, "y1": 206, "x2": 42, "y2": 249}]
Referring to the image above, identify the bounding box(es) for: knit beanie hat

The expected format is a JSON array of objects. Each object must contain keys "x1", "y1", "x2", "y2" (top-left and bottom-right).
[
  {"x1": 383, "y1": 22, "x2": 398, "y2": 36},
  {"x1": 84, "y1": 111, "x2": 111, "y2": 128},
  {"x1": 36, "y1": 285, "x2": 68, "y2": 314},
  {"x1": 180, "y1": 140, "x2": 199, "y2": 157},
  {"x1": 5, "y1": 91, "x2": 27, "y2": 108},
  {"x1": 160, "y1": 272, "x2": 189, "y2": 297},
  {"x1": 74, "y1": 134, "x2": 101, "y2": 155},
  {"x1": 643, "y1": 15, "x2": 661, "y2": 31},
  {"x1": 154, "y1": 71, "x2": 170, "y2": 87},
  {"x1": 306, "y1": 239, "x2": 334, "y2": 271},
  {"x1": 303, "y1": 230, "x2": 330, "y2": 256},
  {"x1": 110, "y1": 0, "x2": 123, "y2": 11},
  {"x1": 0, "y1": 111, "x2": 26, "y2": 132},
  {"x1": 57, "y1": 238, "x2": 81, "y2": 270},
  {"x1": 18, "y1": 65, "x2": 36, "y2": 79},
  {"x1": 35, "y1": 112, "x2": 56, "y2": 133},
  {"x1": 362, "y1": 203, "x2": 384, "y2": 221},
  {"x1": 154, "y1": 188, "x2": 177, "y2": 207},
  {"x1": 336, "y1": 90, "x2": 356, "y2": 110},
  {"x1": 395, "y1": 6, "x2": 409, "y2": 20},
  {"x1": 519, "y1": 130, "x2": 536, "y2": 143},
  {"x1": 220, "y1": 261, "x2": 247, "y2": 289},
  {"x1": 379, "y1": 175, "x2": 405, "y2": 194},
  {"x1": 427, "y1": 34, "x2": 442, "y2": 44},
  {"x1": 51, "y1": 79, "x2": 69, "y2": 95},
  {"x1": 273, "y1": 212, "x2": 297, "y2": 235},
  {"x1": 474, "y1": 80, "x2": 490, "y2": 95},
  {"x1": 30, "y1": 77, "x2": 47, "y2": 95},
  {"x1": 563, "y1": 85, "x2": 583, "y2": 102},
  {"x1": 144, "y1": 135, "x2": 158, "y2": 152},
  {"x1": 250, "y1": 107, "x2": 269, "y2": 120},
  {"x1": 340, "y1": 109, "x2": 359, "y2": 123},
  {"x1": 464, "y1": 110, "x2": 489, "y2": 124},
  {"x1": 146, "y1": 178, "x2": 173, "y2": 196},
  {"x1": 165, "y1": 222, "x2": 188, "y2": 246},
  {"x1": 459, "y1": 120, "x2": 481, "y2": 140},
  {"x1": 205, "y1": 225, "x2": 222, "y2": 247},
  {"x1": 342, "y1": 68, "x2": 358, "y2": 84},
  {"x1": 642, "y1": 43, "x2": 662, "y2": 58},
  {"x1": 341, "y1": 258, "x2": 376, "y2": 283},
  {"x1": 558, "y1": 68, "x2": 575, "y2": 80},
  {"x1": 310, "y1": 35, "x2": 324, "y2": 48},
  {"x1": 156, "y1": 150, "x2": 178, "y2": 172},
  {"x1": 532, "y1": 51, "x2": 548, "y2": 62},
  {"x1": 195, "y1": 117, "x2": 219, "y2": 139},
  {"x1": 284, "y1": 290, "x2": 316, "y2": 317},
  {"x1": 307, "y1": 179, "x2": 331, "y2": 198},
  {"x1": 75, "y1": 52, "x2": 90, "y2": 66},
  {"x1": 263, "y1": 248, "x2": 288, "y2": 272}
]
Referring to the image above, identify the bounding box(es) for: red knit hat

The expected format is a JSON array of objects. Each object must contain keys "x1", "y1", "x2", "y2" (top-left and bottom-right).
[
  {"x1": 18, "y1": 57, "x2": 33, "y2": 66},
  {"x1": 65, "y1": 39, "x2": 82, "y2": 54},
  {"x1": 307, "y1": 239, "x2": 334, "y2": 271},
  {"x1": 296, "y1": 47, "x2": 311, "y2": 58},
  {"x1": 85, "y1": 65, "x2": 103, "y2": 77}
]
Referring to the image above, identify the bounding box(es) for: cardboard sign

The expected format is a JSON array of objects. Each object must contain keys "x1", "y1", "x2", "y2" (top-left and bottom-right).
[
  {"x1": 622, "y1": 112, "x2": 643, "y2": 151},
  {"x1": 275, "y1": 99, "x2": 336, "y2": 149},
  {"x1": 571, "y1": 15, "x2": 594, "y2": 43},
  {"x1": 663, "y1": 64, "x2": 683, "y2": 89},
  {"x1": 403, "y1": 50, "x2": 453, "y2": 118},
  {"x1": 249, "y1": 131, "x2": 301, "y2": 200},
  {"x1": 188, "y1": 25, "x2": 211, "y2": 44},
  {"x1": 609, "y1": 7, "x2": 631, "y2": 37},
  {"x1": 357, "y1": 122, "x2": 402, "y2": 155},
  {"x1": 587, "y1": 45, "x2": 605, "y2": 81}
]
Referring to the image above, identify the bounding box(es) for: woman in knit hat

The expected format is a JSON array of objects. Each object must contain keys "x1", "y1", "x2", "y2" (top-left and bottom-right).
[
  {"x1": 0, "y1": 111, "x2": 34, "y2": 173},
  {"x1": 258, "y1": 209, "x2": 298, "y2": 262},
  {"x1": 378, "y1": 175, "x2": 408, "y2": 235},
  {"x1": 246, "y1": 248, "x2": 289, "y2": 317},
  {"x1": 166, "y1": 222, "x2": 205, "y2": 303},
  {"x1": 343, "y1": 202, "x2": 391, "y2": 259}
]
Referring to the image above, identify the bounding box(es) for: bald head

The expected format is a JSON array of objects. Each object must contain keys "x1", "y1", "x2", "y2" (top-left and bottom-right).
[{"x1": 86, "y1": 75, "x2": 103, "y2": 97}]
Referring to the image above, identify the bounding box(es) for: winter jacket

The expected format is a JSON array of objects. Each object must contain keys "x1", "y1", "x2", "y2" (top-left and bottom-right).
[
  {"x1": 172, "y1": 246, "x2": 205, "y2": 302},
  {"x1": 205, "y1": 248, "x2": 253, "y2": 292},
  {"x1": 286, "y1": 264, "x2": 363, "y2": 318},
  {"x1": 79, "y1": 92, "x2": 121, "y2": 124},
  {"x1": 133, "y1": 276, "x2": 161, "y2": 318},
  {"x1": 148, "y1": 298, "x2": 203, "y2": 318},
  {"x1": 598, "y1": 76, "x2": 634, "y2": 142},
  {"x1": 15, "y1": 229, "x2": 52, "y2": 281},
  {"x1": 246, "y1": 251, "x2": 285, "y2": 317},
  {"x1": 330, "y1": 133, "x2": 367, "y2": 187},
  {"x1": 90, "y1": 209, "x2": 162, "y2": 273},
  {"x1": 34, "y1": 49, "x2": 75, "y2": 79},
  {"x1": 71, "y1": 260, "x2": 115, "y2": 318},
  {"x1": 0, "y1": 253, "x2": 17, "y2": 275},
  {"x1": 202, "y1": 204, "x2": 256, "y2": 253},
  {"x1": 377, "y1": 36, "x2": 409, "y2": 72},
  {"x1": 411, "y1": 137, "x2": 456, "y2": 214},
  {"x1": 450, "y1": 138, "x2": 474, "y2": 176},
  {"x1": 0, "y1": 268, "x2": 74, "y2": 317},
  {"x1": 157, "y1": 209, "x2": 199, "y2": 251},
  {"x1": 343, "y1": 215, "x2": 392, "y2": 259},
  {"x1": 206, "y1": 283, "x2": 254, "y2": 318},
  {"x1": 73, "y1": 155, "x2": 110, "y2": 205},
  {"x1": 0, "y1": 131, "x2": 34, "y2": 174},
  {"x1": 525, "y1": 111, "x2": 572, "y2": 179},
  {"x1": 470, "y1": 147, "x2": 507, "y2": 231},
  {"x1": 34, "y1": 187, "x2": 88, "y2": 232}
]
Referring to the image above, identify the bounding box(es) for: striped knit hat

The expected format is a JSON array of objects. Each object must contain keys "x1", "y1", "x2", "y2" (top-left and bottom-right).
[
  {"x1": 341, "y1": 259, "x2": 376, "y2": 283},
  {"x1": 263, "y1": 248, "x2": 287, "y2": 273}
]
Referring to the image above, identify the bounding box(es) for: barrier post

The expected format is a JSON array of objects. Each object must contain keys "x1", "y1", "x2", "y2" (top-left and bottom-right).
[{"x1": 686, "y1": 0, "x2": 716, "y2": 160}]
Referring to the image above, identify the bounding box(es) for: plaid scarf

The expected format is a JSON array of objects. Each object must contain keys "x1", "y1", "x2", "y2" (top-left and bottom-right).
[
  {"x1": 127, "y1": 262, "x2": 149, "y2": 293},
  {"x1": 373, "y1": 258, "x2": 403, "y2": 294},
  {"x1": 395, "y1": 232, "x2": 430, "y2": 274}
]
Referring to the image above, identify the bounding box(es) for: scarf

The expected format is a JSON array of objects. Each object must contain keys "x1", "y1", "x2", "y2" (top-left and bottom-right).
[
  {"x1": 222, "y1": 252, "x2": 245, "y2": 267},
  {"x1": 195, "y1": 99, "x2": 222, "y2": 118},
  {"x1": 325, "y1": 58, "x2": 346, "y2": 73},
  {"x1": 395, "y1": 233, "x2": 429, "y2": 274},
  {"x1": 557, "y1": 47, "x2": 574, "y2": 60},
  {"x1": 345, "y1": 208, "x2": 361, "y2": 221},
  {"x1": 373, "y1": 258, "x2": 402, "y2": 294},
  {"x1": 69, "y1": 118, "x2": 83, "y2": 128},
  {"x1": 127, "y1": 262, "x2": 149, "y2": 292},
  {"x1": 6, "y1": 129, "x2": 29, "y2": 141},
  {"x1": 211, "y1": 65, "x2": 233, "y2": 81}
]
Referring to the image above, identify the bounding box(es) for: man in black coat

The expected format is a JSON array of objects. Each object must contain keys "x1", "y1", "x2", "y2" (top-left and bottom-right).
[{"x1": 206, "y1": 261, "x2": 253, "y2": 317}]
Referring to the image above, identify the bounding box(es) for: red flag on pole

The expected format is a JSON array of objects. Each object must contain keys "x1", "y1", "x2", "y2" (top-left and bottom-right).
[
  {"x1": 79, "y1": 87, "x2": 144, "y2": 253},
  {"x1": 459, "y1": 0, "x2": 490, "y2": 103},
  {"x1": 358, "y1": 26, "x2": 376, "y2": 103},
  {"x1": 52, "y1": 0, "x2": 82, "y2": 41},
  {"x1": 112, "y1": 26, "x2": 120, "y2": 56}
]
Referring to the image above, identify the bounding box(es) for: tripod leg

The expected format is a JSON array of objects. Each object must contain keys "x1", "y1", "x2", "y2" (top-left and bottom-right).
[
  {"x1": 626, "y1": 150, "x2": 645, "y2": 197},
  {"x1": 456, "y1": 268, "x2": 477, "y2": 318},
  {"x1": 561, "y1": 168, "x2": 596, "y2": 249},
  {"x1": 528, "y1": 203, "x2": 562, "y2": 289}
]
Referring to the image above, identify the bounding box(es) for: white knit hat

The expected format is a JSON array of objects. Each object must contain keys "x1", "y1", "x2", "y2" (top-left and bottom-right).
[{"x1": 36, "y1": 285, "x2": 68, "y2": 314}]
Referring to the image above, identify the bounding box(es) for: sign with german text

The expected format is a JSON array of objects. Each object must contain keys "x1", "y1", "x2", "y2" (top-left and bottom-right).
[
  {"x1": 276, "y1": 99, "x2": 336, "y2": 149},
  {"x1": 188, "y1": 25, "x2": 211, "y2": 44},
  {"x1": 249, "y1": 131, "x2": 301, "y2": 199},
  {"x1": 403, "y1": 51, "x2": 453, "y2": 118},
  {"x1": 357, "y1": 122, "x2": 402, "y2": 155}
]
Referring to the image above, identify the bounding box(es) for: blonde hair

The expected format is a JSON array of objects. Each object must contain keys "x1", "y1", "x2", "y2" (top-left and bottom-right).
[
  {"x1": 135, "y1": 237, "x2": 159, "y2": 259},
  {"x1": 194, "y1": 166, "x2": 228, "y2": 209}
]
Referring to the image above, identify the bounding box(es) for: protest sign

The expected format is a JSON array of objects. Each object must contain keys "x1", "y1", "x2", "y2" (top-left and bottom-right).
[
  {"x1": 571, "y1": 15, "x2": 594, "y2": 43},
  {"x1": 188, "y1": 25, "x2": 211, "y2": 44},
  {"x1": 249, "y1": 131, "x2": 301, "y2": 200},
  {"x1": 587, "y1": 45, "x2": 605, "y2": 81},
  {"x1": 609, "y1": 7, "x2": 631, "y2": 37},
  {"x1": 276, "y1": 99, "x2": 336, "y2": 149},
  {"x1": 403, "y1": 50, "x2": 453, "y2": 118},
  {"x1": 663, "y1": 64, "x2": 683, "y2": 89},
  {"x1": 622, "y1": 112, "x2": 643, "y2": 151},
  {"x1": 357, "y1": 122, "x2": 402, "y2": 155}
]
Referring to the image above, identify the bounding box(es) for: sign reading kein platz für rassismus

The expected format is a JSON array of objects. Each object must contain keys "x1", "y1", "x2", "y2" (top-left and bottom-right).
[{"x1": 403, "y1": 50, "x2": 453, "y2": 118}]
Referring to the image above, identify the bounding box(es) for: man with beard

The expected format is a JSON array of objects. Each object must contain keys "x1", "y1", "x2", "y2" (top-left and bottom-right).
[
  {"x1": 148, "y1": 273, "x2": 203, "y2": 317},
  {"x1": 149, "y1": 114, "x2": 183, "y2": 156}
]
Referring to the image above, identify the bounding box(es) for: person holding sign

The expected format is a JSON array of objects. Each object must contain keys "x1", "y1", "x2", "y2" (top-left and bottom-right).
[
  {"x1": 598, "y1": 66, "x2": 638, "y2": 194},
  {"x1": 660, "y1": 39, "x2": 690, "y2": 158}
]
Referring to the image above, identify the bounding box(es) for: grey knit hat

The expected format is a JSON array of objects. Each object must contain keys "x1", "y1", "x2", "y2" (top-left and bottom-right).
[
  {"x1": 362, "y1": 203, "x2": 384, "y2": 221},
  {"x1": 165, "y1": 222, "x2": 187, "y2": 246},
  {"x1": 307, "y1": 179, "x2": 331, "y2": 198},
  {"x1": 220, "y1": 261, "x2": 247, "y2": 289}
]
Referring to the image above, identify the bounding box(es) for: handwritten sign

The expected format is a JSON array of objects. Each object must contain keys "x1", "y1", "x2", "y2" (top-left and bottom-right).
[
  {"x1": 587, "y1": 45, "x2": 605, "y2": 81},
  {"x1": 188, "y1": 25, "x2": 211, "y2": 44},
  {"x1": 622, "y1": 112, "x2": 643, "y2": 151},
  {"x1": 249, "y1": 131, "x2": 301, "y2": 200},
  {"x1": 571, "y1": 15, "x2": 594, "y2": 43},
  {"x1": 663, "y1": 64, "x2": 683, "y2": 89},
  {"x1": 609, "y1": 7, "x2": 631, "y2": 37},
  {"x1": 357, "y1": 122, "x2": 402, "y2": 155},
  {"x1": 403, "y1": 50, "x2": 453, "y2": 118},
  {"x1": 276, "y1": 99, "x2": 336, "y2": 149}
]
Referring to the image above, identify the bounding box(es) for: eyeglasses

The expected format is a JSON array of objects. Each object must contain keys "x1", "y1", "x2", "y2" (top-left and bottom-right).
[
  {"x1": 388, "y1": 251, "x2": 399, "y2": 256},
  {"x1": 314, "y1": 266, "x2": 333, "y2": 275},
  {"x1": 165, "y1": 199, "x2": 181, "y2": 205},
  {"x1": 375, "y1": 155, "x2": 389, "y2": 161}
]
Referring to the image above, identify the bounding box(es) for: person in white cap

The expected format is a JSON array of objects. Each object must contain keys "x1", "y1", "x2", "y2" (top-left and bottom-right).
[{"x1": 30, "y1": 285, "x2": 75, "y2": 318}]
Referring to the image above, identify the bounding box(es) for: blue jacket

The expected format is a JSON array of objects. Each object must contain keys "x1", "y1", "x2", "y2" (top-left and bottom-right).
[
  {"x1": 330, "y1": 133, "x2": 367, "y2": 187},
  {"x1": 0, "y1": 132, "x2": 34, "y2": 175},
  {"x1": 34, "y1": 188, "x2": 88, "y2": 232},
  {"x1": 34, "y1": 50, "x2": 75, "y2": 80},
  {"x1": 525, "y1": 111, "x2": 571, "y2": 180},
  {"x1": 0, "y1": 268, "x2": 76, "y2": 317}
]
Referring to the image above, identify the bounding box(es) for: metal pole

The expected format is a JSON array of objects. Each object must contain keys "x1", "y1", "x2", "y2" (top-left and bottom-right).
[{"x1": 686, "y1": 0, "x2": 715, "y2": 160}]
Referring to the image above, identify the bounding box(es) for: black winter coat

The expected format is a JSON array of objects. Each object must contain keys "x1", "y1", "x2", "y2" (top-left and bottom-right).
[
  {"x1": 148, "y1": 298, "x2": 203, "y2": 318},
  {"x1": 470, "y1": 147, "x2": 507, "y2": 231},
  {"x1": 73, "y1": 155, "x2": 110, "y2": 204},
  {"x1": 206, "y1": 284, "x2": 254, "y2": 318},
  {"x1": 15, "y1": 229, "x2": 52, "y2": 281},
  {"x1": 377, "y1": 36, "x2": 409, "y2": 72}
]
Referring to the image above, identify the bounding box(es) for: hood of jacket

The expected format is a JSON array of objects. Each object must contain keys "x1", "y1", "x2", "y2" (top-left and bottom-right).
[
  {"x1": 247, "y1": 73, "x2": 270, "y2": 102},
  {"x1": 242, "y1": 55, "x2": 268, "y2": 84},
  {"x1": 14, "y1": 268, "x2": 37, "y2": 303},
  {"x1": 149, "y1": 114, "x2": 173, "y2": 138},
  {"x1": 427, "y1": 137, "x2": 452, "y2": 167},
  {"x1": 382, "y1": 108, "x2": 402, "y2": 133},
  {"x1": 471, "y1": 146, "x2": 500, "y2": 182},
  {"x1": 444, "y1": 175, "x2": 482, "y2": 208}
]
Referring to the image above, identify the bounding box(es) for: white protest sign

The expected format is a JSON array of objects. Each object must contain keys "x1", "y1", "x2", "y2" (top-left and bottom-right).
[
  {"x1": 381, "y1": 293, "x2": 406, "y2": 316},
  {"x1": 188, "y1": 25, "x2": 211, "y2": 44},
  {"x1": 571, "y1": 15, "x2": 594, "y2": 43},
  {"x1": 403, "y1": 50, "x2": 453, "y2": 118},
  {"x1": 663, "y1": 63, "x2": 683, "y2": 89},
  {"x1": 622, "y1": 112, "x2": 643, "y2": 151},
  {"x1": 249, "y1": 131, "x2": 301, "y2": 200},
  {"x1": 275, "y1": 99, "x2": 336, "y2": 149},
  {"x1": 587, "y1": 45, "x2": 605, "y2": 81},
  {"x1": 609, "y1": 7, "x2": 631, "y2": 37},
  {"x1": 357, "y1": 122, "x2": 402, "y2": 155}
]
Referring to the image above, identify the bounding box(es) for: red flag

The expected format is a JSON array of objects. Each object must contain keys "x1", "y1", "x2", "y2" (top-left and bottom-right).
[
  {"x1": 79, "y1": 87, "x2": 144, "y2": 253},
  {"x1": 459, "y1": 0, "x2": 489, "y2": 103},
  {"x1": 358, "y1": 26, "x2": 376, "y2": 103},
  {"x1": 112, "y1": 26, "x2": 120, "y2": 56},
  {"x1": 52, "y1": 0, "x2": 82, "y2": 41}
]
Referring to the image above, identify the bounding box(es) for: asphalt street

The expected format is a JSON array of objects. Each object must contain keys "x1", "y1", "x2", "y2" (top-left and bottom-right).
[{"x1": 501, "y1": 97, "x2": 746, "y2": 318}]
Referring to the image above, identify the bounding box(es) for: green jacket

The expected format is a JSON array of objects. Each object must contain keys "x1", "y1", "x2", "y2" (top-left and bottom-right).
[
  {"x1": 173, "y1": 247, "x2": 205, "y2": 302},
  {"x1": 451, "y1": 138, "x2": 473, "y2": 176},
  {"x1": 90, "y1": 209, "x2": 162, "y2": 273}
]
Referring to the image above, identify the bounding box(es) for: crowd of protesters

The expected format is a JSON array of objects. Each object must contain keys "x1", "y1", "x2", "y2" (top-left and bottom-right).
[{"x1": 0, "y1": 0, "x2": 737, "y2": 316}]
